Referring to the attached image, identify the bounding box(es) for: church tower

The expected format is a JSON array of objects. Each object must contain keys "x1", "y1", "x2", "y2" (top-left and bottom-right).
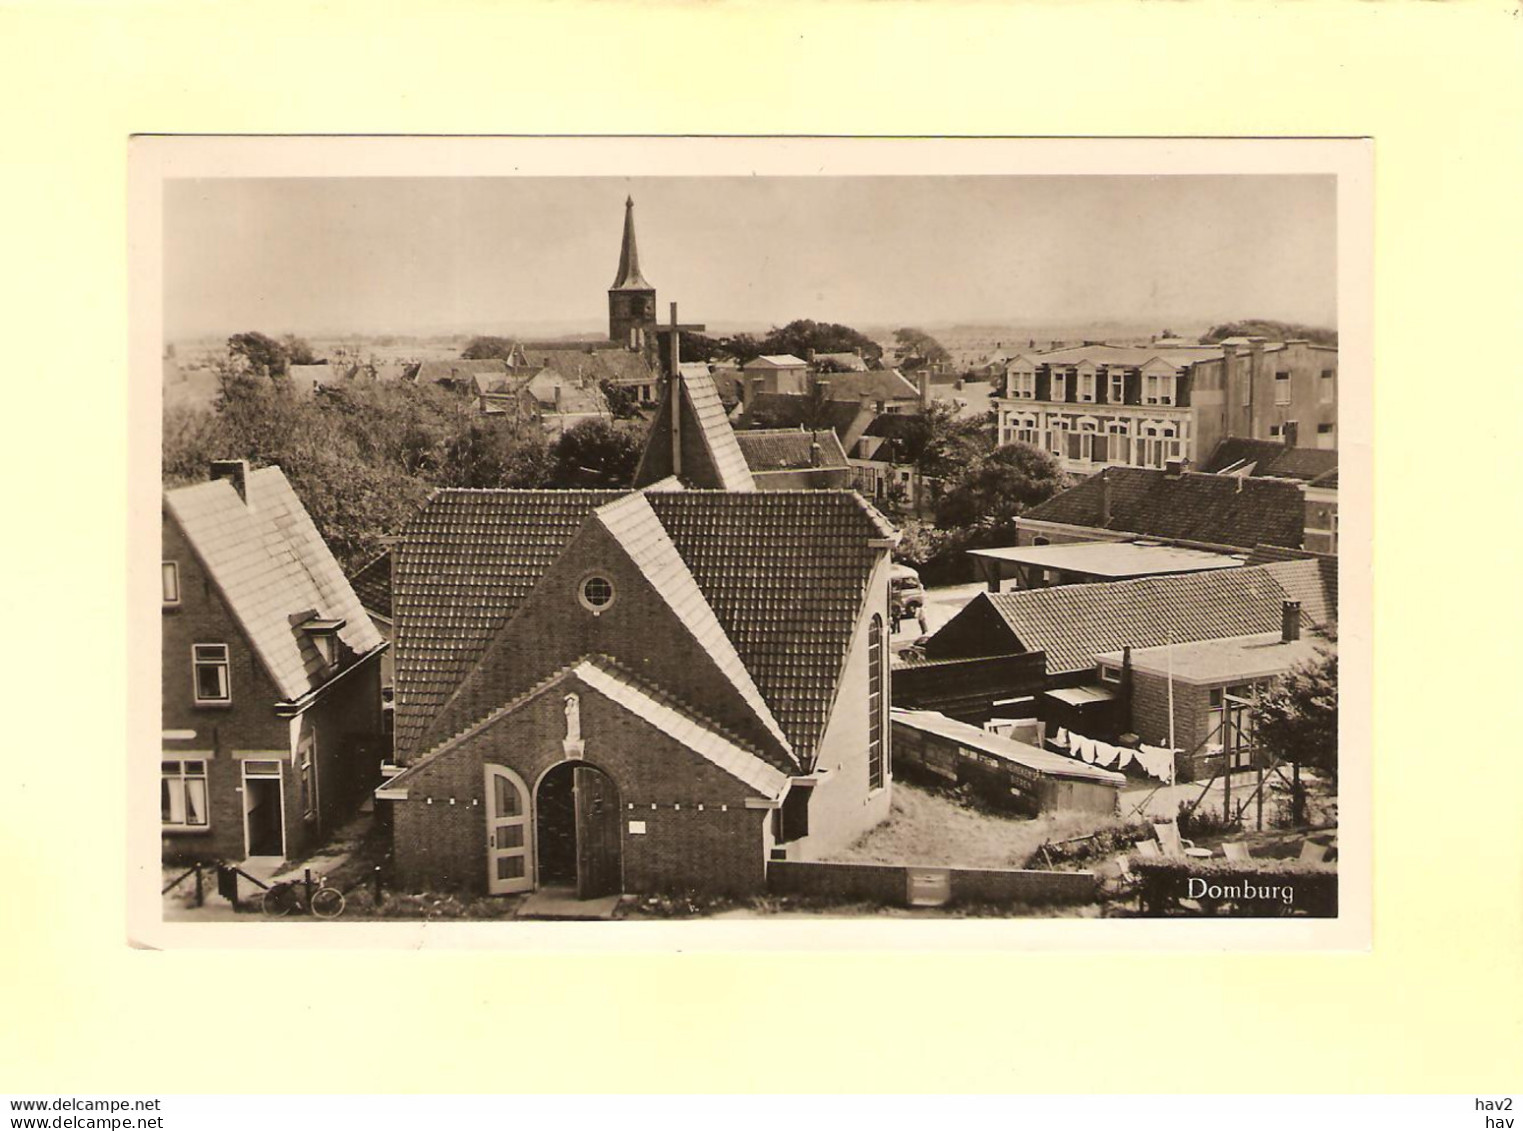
[{"x1": 608, "y1": 196, "x2": 658, "y2": 357}]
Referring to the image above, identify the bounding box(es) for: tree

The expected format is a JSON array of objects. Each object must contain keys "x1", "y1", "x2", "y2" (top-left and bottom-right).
[
  {"x1": 1202, "y1": 320, "x2": 1338, "y2": 347},
  {"x1": 282, "y1": 334, "x2": 320, "y2": 366},
  {"x1": 440, "y1": 419, "x2": 552, "y2": 489},
  {"x1": 461, "y1": 336, "x2": 518, "y2": 361},
  {"x1": 548, "y1": 418, "x2": 647, "y2": 488},
  {"x1": 227, "y1": 331, "x2": 290, "y2": 377},
  {"x1": 893, "y1": 327, "x2": 951, "y2": 368},
  {"x1": 933, "y1": 442, "x2": 1065, "y2": 537},
  {"x1": 710, "y1": 321, "x2": 883, "y2": 367},
  {"x1": 913, "y1": 401, "x2": 994, "y2": 482},
  {"x1": 599, "y1": 379, "x2": 644, "y2": 420},
  {"x1": 1254, "y1": 647, "x2": 1338, "y2": 823}
]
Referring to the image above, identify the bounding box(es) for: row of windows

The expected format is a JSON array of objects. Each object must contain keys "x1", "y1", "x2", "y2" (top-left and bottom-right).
[
  {"x1": 1008, "y1": 370, "x2": 1177, "y2": 407},
  {"x1": 1247, "y1": 368, "x2": 1337, "y2": 408}
]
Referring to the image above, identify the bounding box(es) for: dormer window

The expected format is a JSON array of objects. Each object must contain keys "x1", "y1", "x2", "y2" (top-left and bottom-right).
[
  {"x1": 1050, "y1": 369, "x2": 1067, "y2": 402},
  {"x1": 1008, "y1": 370, "x2": 1035, "y2": 399},
  {"x1": 1078, "y1": 370, "x2": 1096, "y2": 403},
  {"x1": 1145, "y1": 372, "x2": 1176, "y2": 406},
  {"x1": 1109, "y1": 370, "x2": 1126, "y2": 404},
  {"x1": 296, "y1": 615, "x2": 346, "y2": 668}
]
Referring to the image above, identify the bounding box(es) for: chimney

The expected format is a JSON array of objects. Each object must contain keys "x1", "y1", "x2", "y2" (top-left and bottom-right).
[
  {"x1": 810, "y1": 441, "x2": 822, "y2": 468},
  {"x1": 806, "y1": 348, "x2": 817, "y2": 363},
  {"x1": 553, "y1": 383, "x2": 562, "y2": 410},
  {"x1": 917, "y1": 371, "x2": 931, "y2": 410},
  {"x1": 1100, "y1": 467, "x2": 1111, "y2": 527},
  {"x1": 1281, "y1": 600, "x2": 1302, "y2": 643},
  {"x1": 1165, "y1": 458, "x2": 1186, "y2": 477},
  {"x1": 211, "y1": 459, "x2": 249, "y2": 503},
  {"x1": 1282, "y1": 420, "x2": 1299, "y2": 448}
]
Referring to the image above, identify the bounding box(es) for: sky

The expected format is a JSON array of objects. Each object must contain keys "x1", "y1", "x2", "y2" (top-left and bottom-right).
[{"x1": 163, "y1": 175, "x2": 1337, "y2": 340}]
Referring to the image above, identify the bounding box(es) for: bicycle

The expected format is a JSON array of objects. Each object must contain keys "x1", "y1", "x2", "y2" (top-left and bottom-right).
[{"x1": 261, "y1": 872, "x2": 346, "y2": 919}]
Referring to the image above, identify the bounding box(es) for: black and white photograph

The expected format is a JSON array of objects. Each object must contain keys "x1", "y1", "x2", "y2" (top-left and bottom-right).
[{"x1": 141, "y1": 138, "x2": 1367, "y2": 934}]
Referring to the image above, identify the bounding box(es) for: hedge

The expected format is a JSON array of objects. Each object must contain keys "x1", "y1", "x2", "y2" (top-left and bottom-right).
[{"x1": 1130, "y1": 856, "x2": 1338, "y2": 917}]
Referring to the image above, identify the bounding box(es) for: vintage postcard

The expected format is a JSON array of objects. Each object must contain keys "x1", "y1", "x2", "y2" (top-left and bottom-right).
[{"x1": 129, "y1": 136, "x2": 1371, "y2": 949}]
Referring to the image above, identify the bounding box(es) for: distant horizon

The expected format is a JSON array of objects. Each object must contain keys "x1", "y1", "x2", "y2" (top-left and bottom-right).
[{"x1": 164, "y1": 176, "x2": 1337, "y2": 342}]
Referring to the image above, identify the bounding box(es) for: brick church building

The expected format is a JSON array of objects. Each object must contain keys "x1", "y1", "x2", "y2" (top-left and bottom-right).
[{"x1": 379, "y1": 355, "x2": 900, "y2": 899}]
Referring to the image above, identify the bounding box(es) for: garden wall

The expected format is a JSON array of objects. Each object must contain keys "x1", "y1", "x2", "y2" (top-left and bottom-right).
[{"x1": 767, "y1": 859, "x2": 1097, "y2": 908}]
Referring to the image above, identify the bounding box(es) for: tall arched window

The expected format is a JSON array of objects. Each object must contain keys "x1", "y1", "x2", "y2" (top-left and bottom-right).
[{"x1": 868, "y1": 614, "x2": 885, "y2": 791}]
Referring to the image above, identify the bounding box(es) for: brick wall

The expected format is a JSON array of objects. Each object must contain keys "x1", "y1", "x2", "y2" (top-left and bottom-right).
[
  {"x1": 1128, "y1": 671, "x2": 1219, "y2": 783},
  {"x1": 162, "y1": 514, "x2": 385, "y2": 864},
  {"x1": 390, "y1": 671, "x2": 769, "y2": 896},
  {"x1": 163, "y1": 515, "x2": 289, "y2": 862},
  {"x1": 410, "y1": 515, "x2": 792, "y2": 768},
  {"x1": 785, "y1": 555, "x2": 893, "y2": 859},
  {"x1": 767, "y1": 860, "x2": 1098, "y2": 908}
]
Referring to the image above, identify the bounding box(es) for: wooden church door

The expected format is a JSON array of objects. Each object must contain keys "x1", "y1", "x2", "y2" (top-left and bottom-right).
[
  {"x1": 573, "y1": 765, "x2": 621, "y2": 899},
  {"x1": 485, "y1": 765, "x2": 533, "y2": 895}
]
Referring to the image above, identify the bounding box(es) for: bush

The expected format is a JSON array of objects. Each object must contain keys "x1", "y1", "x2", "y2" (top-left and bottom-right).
[
  {"x1": 1130, "y1": 857, "x2": 1337, "y2": 917},
  {"x1": 1177, "y1": 803, "x2": 1241, "y2": 839}
]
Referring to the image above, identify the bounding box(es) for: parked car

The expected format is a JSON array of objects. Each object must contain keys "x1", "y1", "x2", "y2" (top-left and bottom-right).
[{"x1": 889, "y1": 562, "x2": 926, "y2": 621}]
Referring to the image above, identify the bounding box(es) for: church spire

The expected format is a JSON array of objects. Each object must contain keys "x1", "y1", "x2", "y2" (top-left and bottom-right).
[{"x1": 610, "y1": 195, "x2": 653, "y2": 291}]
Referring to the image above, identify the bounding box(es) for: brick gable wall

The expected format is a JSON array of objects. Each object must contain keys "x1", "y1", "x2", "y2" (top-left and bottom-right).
[
  {"x1": 413, "y1": 516, "x2": 791, "y2": 767},
  {"x1": 390, "y1": 672, "x2": 770, "y2": 896}
]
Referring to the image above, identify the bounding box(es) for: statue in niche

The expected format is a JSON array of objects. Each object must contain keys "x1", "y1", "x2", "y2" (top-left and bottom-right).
[{"x1": 563, "y1": 693, "x2": 581, "y2": 745}]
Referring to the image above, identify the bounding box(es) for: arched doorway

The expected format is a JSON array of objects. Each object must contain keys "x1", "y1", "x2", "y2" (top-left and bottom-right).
[{"x1": 535, "y1": 762, "x2": 622, "y2": 900}]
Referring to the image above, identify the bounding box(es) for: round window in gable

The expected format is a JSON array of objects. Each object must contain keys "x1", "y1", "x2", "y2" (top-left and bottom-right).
[{"x1": 578, "y1": 574, "x2": 616, "y2": 613}]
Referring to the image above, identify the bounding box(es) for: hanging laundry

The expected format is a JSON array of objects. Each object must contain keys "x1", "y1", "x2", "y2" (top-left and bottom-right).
[
  {"x1": 1053, "y1": 727, "x2": 1070, "y2": 750},
  {"x1": 1138, "y1": 743, "x2": 1176, "y2": 785},
  {"x1": 1114, "y1": 744, "x2": 1134, "y2": 771},
  {"x1": 1092, "y1": 741, "x2": 1118, "y2": 768}
]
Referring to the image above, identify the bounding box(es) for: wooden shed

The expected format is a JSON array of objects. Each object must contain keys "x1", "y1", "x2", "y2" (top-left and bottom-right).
[{"x1": 891, "y1": 708, "x2": 1124, "y2": 818}]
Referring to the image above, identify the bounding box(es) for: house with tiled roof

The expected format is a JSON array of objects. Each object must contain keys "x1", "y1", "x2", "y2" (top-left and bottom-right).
[
  {"x1": 1201, "y1": 436, "x2": 1339, "y2": 553},
  {"x1": 1016, "y1": 464, "x2": 1309, "y2": 552},
  {"x1": 377, "y1": 484, "x2": 900, "y2": 899},
  {"x1": 912, "y1": 558, "x2": 1335, "y2": 781},
  {"x1": 162, "y1": 461, "x2": 388, "y2": 864},
  {"x1": 732, "y1": 429, "x2": 853, "y2": 489}
]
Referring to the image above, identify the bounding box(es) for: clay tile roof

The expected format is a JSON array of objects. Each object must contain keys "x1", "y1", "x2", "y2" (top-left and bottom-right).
[
  {"x1": 593, "y1": 493, "x2": 793, "y2": 764},
  {"x1": 813, "y1": 351, "x2": 870, "y2": 372},
  {"x1": 391, "y1": 488, "x2": 889, "y2": 762},
  {"x1": 165, "y1": 467, "x2": 384, "y2": 702},
  {"x1": 415, "y1": 358, "x2": 508, "y2": 386},
  {"x1": 1201, "y1": 437, "x2": 1339, "y2": 484},
  {"x1": 1023, "y1": 466, "x2": 1306, "y2": 549},
  {"x1": 392, "y1": 489, "x2": 621, "y2": 754},
  {"x1": 744, "y1": 393, "x2": 867, "y2": 441},
  {"x1": 733, "y1": 429, "x2": 850, "y2": 473},
  {"x1": 818, "y1": 368, "x2": 920, "y2": 403},
  {"x1": 348, "y1": 551, "x2": 392, "y2": 619},
  {"x1": 516, "y1": 346, "x2": 657, "y2": 386},
  {"x1": 968, "y1": 560, "x2": 1334, "y2": 676}
]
